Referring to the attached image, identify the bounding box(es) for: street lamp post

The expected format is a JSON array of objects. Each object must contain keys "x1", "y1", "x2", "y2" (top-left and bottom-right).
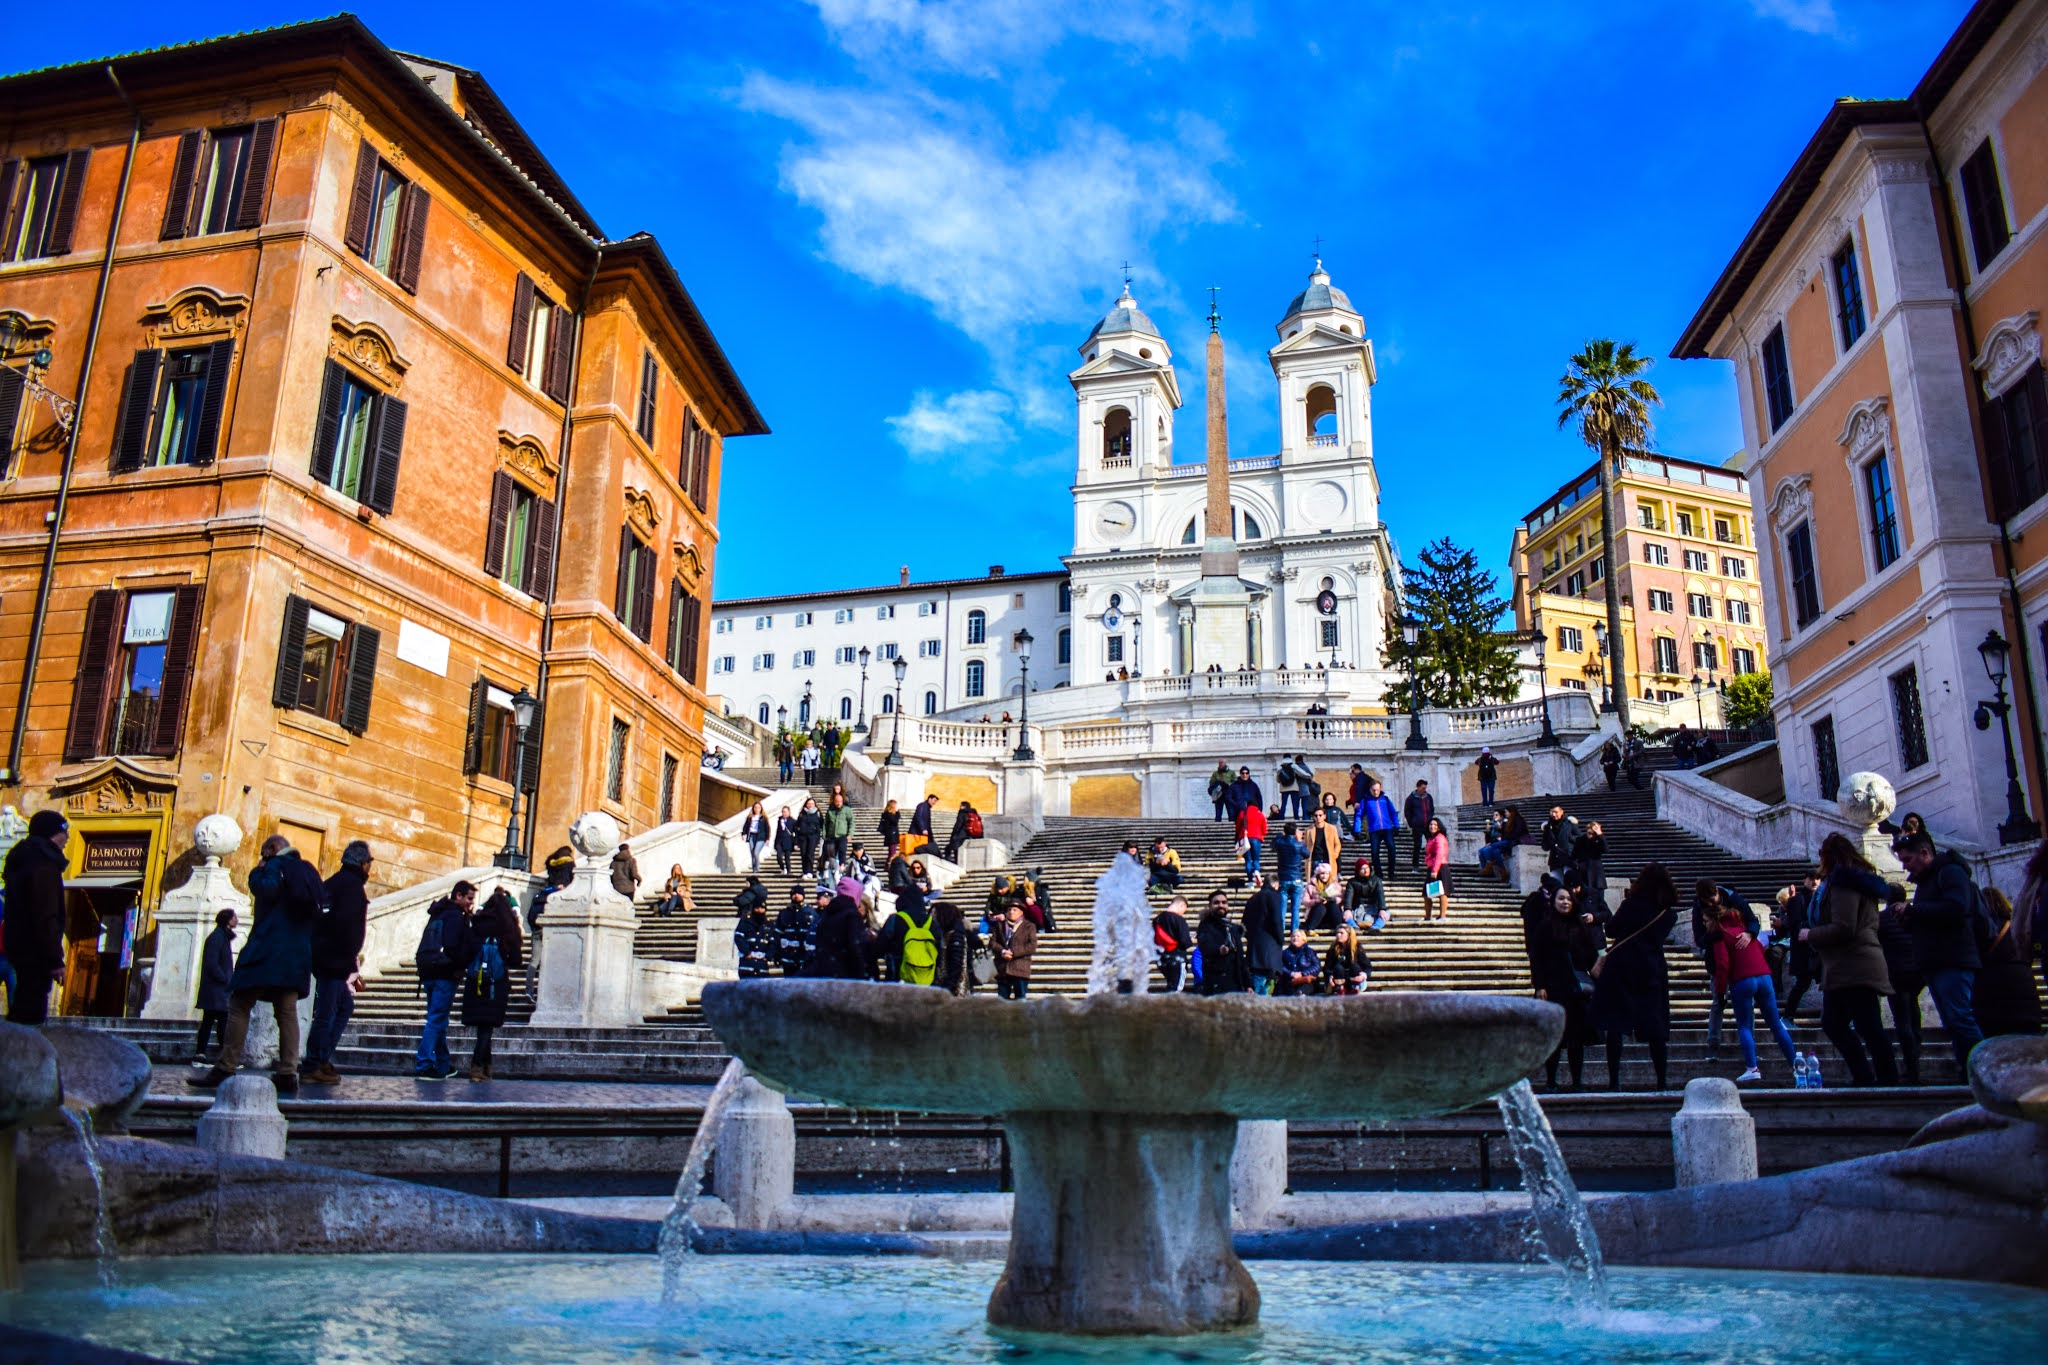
[
  {"x1": 1593, "y1": 620, "x2": 1614, "y2": 713},
  {"x1": 854, "y1": 646, "x2": 871, "y2": 734},
  {"x1": 886, "y1": 655, "x2": 909, "y2": 766},
  {"x1": 494, "y1": 685, "x2": 540, "y2": 870},
  {"x1": 800, "y1": 680, "x2": 812, "y2": 728},
  {"x1": 1399, "y1": 614, "x2": 1428, "y2": 751},
  {"x1": 1012, "y1": 629, "x2": 1036, "y2": 761},
  {"x1": 1690, "y1": 671, "x2": 1707, "y2": 730},
  {"x1": 1533, "y1": 625, "x2": 1559, "y2": 748},
  {"x1": 1976, "y1": 630, "x2": 2042, "y2": 845}
]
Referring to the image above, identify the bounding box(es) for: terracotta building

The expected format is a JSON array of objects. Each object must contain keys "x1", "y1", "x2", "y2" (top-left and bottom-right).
[
  {"x1": 1510, "y1": 454, "x2": 1767, "y2": 714},
  {"x1": 0, "y1": 17, "x2": 764, "y2": 1013},
  {"x1": 1674, "y1": 0, "x2": 2045, "y2": 848}
]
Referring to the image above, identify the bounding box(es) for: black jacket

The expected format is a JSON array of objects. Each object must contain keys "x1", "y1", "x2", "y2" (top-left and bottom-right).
[
  {"x1": 1323, "y1": 940, "x2": 1371, "y2": 984},
  {"x1": 0, "y1": 834, "x2": 68, "y2": 975},
  {"x1": 877, "y1": 810, "x2": 901, "y2": 844},
  {"x1": 231, "y1": 850, "x2": 326, "y2": 996},
  {"x1": 1876, "y1": 902, "x2": 1920, "y2": 982},
  {"x1": 314, "y1": 864, "x2": 371, "y2": 979},
  {"x1": 1343, "y1": 873, "x2": 1385, "y2": 922},
  {"x1": 773, "y1": 817, "x2": 797, "y2": 854},
  {"x1": 460, "y1": 892, "x2": 524, "y2": 1027},
  {"x1": 1402, "y1": 791, "x2": 1435, "y2": 829},
  {"x1": 734, "y1": 910, "x2": 777, "y2": 978},
  {"x1": 1589, "y1": 892, "x2": 1677, "y2": 1041},
  {"x1": 1196, "y1": 912, "x2": 1250, "y2": 994},
  {"x1": 794, "y1": 807, "x2": 824, "y2": 840},
  {"x1": 1540, "y1": 816, "x2": 1580, "y2": 869},
  {"x1": 196, "y1": 925, "x2": 236, "y2": 1012},
  {"x1": 1242, "y1": 889, "x2": 1285, "y2": 976},
  {"x1": 805, "y1": 894, "x2": 874, "y2": 979},
  {"x1": 910, "y1": 800, "x2": 934, "y2": 836},
  {"x1": 774, "y1": 901, "x2": 817, "y2": 972},
  {"x1": 415, "y1": 897, "x2": 474, "y2": 984},
  {"x1": 1905, "y1": 850, "x2": 1984, "y2": 971},
  {"x1": 733, "y1": 881, "x2": 769, "y2": 915},
  {"x1": 1152, "y1": 908, "x2": 1191, "y2": 954}
]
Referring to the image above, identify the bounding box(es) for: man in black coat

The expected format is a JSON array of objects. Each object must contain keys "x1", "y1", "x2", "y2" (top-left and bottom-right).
[
  {"x1": 1403, "y1": 781, "x2": 1436, "y2": 871},
  {"x1": 774, "y1": 887, "x2": 818, "y2": 975},
  {"x1": 193, "y1": 909, "x2": 237, "y2": 1061},
  {"x1": 734, "y1": 898, "x2": 777, "y2": 979},
  {"x1": 194, "y1": 835, "x2": 327, "y2": 1094},
  {"x1": 1540, "y1": 805, "x2": 1581, "y2": 873},
  {"x1": 3, "y1": 808, "x2": 70, "y2": 1024},
  {"x1": 1242, "y1": 873, "x2": 1286, "y2": 996},
  {"x1": 1152, "y1": 898, "x2": 1192, "y2": 992},
  {"x1": 1899, "y1": 835, "x2": 1987, "y2": 1067},
  {"x1": 411, "y1": 881, "x2": 477, "y2": 1081},
  {"x1": 303, "y1": 841, "x2": 373, "y2": 1086},
  {"x1": 805, "y1": 893, "x2": 875, "y2": 980},
  {"x1": 1224, "y1": 767, "x2": 1264, "y2": 822}
]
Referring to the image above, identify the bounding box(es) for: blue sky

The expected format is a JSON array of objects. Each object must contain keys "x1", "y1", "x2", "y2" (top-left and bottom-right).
[{"x1": 15, "y1": 1, "x2": 1974, "y2": 600}]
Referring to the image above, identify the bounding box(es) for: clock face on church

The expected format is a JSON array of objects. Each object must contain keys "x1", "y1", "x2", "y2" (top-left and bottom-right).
[{"x1": 1095, "y1": 501, "x2": 1137, "y2": 543}]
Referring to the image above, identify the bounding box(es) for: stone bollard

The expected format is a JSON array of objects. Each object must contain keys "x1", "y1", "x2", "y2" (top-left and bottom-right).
[
  {"x1": 530, "y1": 812, "x2": 643, "y2": 1029},
  {"x1": 143, "y1": 814, "x2": 250, "y2": 1021},
  {"x1": 709, "y1": 1075, "x2": 795, "y2": 1229},
  {"x1": 1509, "y1": 845, "x2": 1549, "y2": 894},
  {"x1": 1672, "y1": 1076, "x2": 1756, "y2": 1186},
  {"x1": 1230, "y1": 1119, "x2": 1288, "y2": 1227},
  {"x1": 196, "y1": 1074, "x2": 289, "y2": 1160}
]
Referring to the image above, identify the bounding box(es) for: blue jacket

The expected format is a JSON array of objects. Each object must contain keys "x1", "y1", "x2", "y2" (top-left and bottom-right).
[
  {"x1": 1224, "y1": 778, "x2": 1263, "y2": 816},
  {"x1": 1272, "y1": 835, "x2": 1307, "y2": 882},
  {"x1": 229, "y1": 850, "x2": 325, "y2": 997},
  {"x1": 1363, "y1": 795, "x2": 1399, "y2": 834}
]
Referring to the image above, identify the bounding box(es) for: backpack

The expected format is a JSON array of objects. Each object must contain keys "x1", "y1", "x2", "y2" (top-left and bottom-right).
[
  {"x1": 471, "y1": 937, "x2": 507, "y2": 1002},
  {"x1": 965, "y1": 811, "x2": 984, "y2": 838},
  {"x1": 416, "y1": 910, "x2": 456, "y2": 974},
  {"x1": 897, "y1": 910, "x2": 938, "y2": 985},
  {"x1": 1154, "y1": 920, "x2": 1180, "y2": 952}
]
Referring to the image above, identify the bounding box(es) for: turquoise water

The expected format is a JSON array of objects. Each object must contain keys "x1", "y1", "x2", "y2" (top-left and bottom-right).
[{"x1": 4, "y1": 1255, "x2": 2045, "y2": 1363}]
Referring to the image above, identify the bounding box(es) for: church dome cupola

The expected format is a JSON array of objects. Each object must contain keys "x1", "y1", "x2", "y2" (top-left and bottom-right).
[
  {"x1": 1081, "y1": 282, "x2": 1164, "y2": 355},
  {"x1": 1276, "y1": 259, "x2": 1362, "y2": 338}
]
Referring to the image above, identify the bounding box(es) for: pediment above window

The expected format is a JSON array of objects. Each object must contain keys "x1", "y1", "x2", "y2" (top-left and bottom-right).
[
  {"x1": 673, "y1": 540, "x2": 705, "y2": 586},
  {"x1": 623, "y1": 486, "x2": 659, "y2": 540},
  {"x1": 1768, "y1": 473, "x2": 1813, "y2": 532},
  {"x1": 142, "y1": 286, "x2": 250, "y2": 347},
  {"x1": 1835, "y1": 396, "x2": 1890, "y2": 461},
  {"x1": 327, "y1": 317, "x2": 410, "y2": 391},
  {"x1": 496, "y1": 431, "x2": 556, "y2": 498},
  {"x1": 1973, "y1": 312, "x2": 2040, "y2": 401}
]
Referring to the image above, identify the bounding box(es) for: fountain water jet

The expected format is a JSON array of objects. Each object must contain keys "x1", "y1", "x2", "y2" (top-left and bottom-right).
[
  {"x1": 1495, "y1": 1079, "x2": 1606, "y2": 1308},
  {"x1": 57, "y1": 1108, "x2": 117, "y2": 1288},
  {"x1": 658, "y1": 1058, "x2": 752, "y2": 1304}
]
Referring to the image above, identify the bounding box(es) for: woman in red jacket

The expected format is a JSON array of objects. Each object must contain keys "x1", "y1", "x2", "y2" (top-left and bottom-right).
[
  {"x1": 1711, "y1": 898, "x2": 1798, "y2": 1083},
  {"x1": 1236, "y1": 803, "x2": 1268, "y2": 882}
]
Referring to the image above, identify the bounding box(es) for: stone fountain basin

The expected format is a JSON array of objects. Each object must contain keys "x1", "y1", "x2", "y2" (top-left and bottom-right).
[{"x1": 701, "y1": 981, "x2": 1563, "y2": 1120}]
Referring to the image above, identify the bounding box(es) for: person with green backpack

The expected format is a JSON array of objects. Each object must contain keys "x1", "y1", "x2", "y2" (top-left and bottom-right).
[
  {"x1": 461, "y1": 886, "x2": 523, "y2": 1082},
  {"x1": 879, "y1": 884, "x2": 941, "y2": 986}
]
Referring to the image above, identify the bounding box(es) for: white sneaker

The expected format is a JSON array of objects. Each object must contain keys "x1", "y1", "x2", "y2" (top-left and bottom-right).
[{"x1": 1736, "y1": 1068, "x2": 1762, "y2": 1083}]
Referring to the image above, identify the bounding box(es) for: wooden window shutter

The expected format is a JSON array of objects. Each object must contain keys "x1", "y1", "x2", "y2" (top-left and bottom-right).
[
  {"x1": 309, "y1": 359, "x2": 347, "y2": 485},
  {"x1": 679, "y1": 408, "x2": 698, "y2": 495},
  {"x1": 63, "y1": 589, "x2": 123, "y2": 761},
  {"x1": 111, "y1": 350, "x2": 163, "y2": 472},
  {"x1": 614, "y1": 525, "x2": 633, "y2": 620},
  {"x1": 463, "y1": 675, "x2": 489, "y2": 775},
  {"x1": 364, "y1": 394, "x2": 406, "y2": 515},
  {"x1": 506, "y1": 273, "x2": 535, "y2": 370},
  {"x1": 189, "y1": 338, "x2": 234, "y2": 465},
  {"x1": 665, "y1": 576, "x2": 684, "y2": 668},
  {"x1": 343, "y1": 140, "x2": 378, "y2": 257},
  {"x1": 161, "y1": 131, "x2": 203, "y2": 240},
  {"x1": 45, "y1": 148, "x2": 91, "y2": 255},
  {"x1": 272, "y1": 594, "x2": 311, "y2": 709},
  {"x1": 542, "y1": 304, "x2": 574, "y2": 402},
  {"x1": 340, "y1": 621, "x2": 381, "y2": 735},
  {"x1": 633, "y1": 544, "x2": 657, "y2": 641},
  {"x1": 2028, "y1": 368, "x2": 2048, "y2": 505},
  {"x1": 231, "y1": 119, "x2": 278, "y2": 231},
  {"x1": 148, "y1": 584, "x2": 206, "y2": 757},
  {"x1": 680, "y1": 593, "x2": 702, "y2": 685},
  {"x1": 392, "y1": 184, "x2": 429, "y2": 293},
  {"x1": 637, "y1": 352, "x2": 658, "y2": 442},
  {"x1": 519, "y1": 708, "x2": 543, "y2": 794},
  {"x1": 0, "y1": 162, "x2": 17, "y2": 244},
  {"x1": 523, "y1": 496, "x2": 558, "y2": 598},
  {"x1": 0, "y1": 366, "x2": 25, "y2": 473},
  {"x1": 483, "y1": 471, "x2": 515, "y2": 578}
]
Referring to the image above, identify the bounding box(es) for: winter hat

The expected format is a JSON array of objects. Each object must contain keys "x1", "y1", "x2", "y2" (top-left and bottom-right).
[{"x1": 27, "y1": 809, "x2": 68, "y2": 839}]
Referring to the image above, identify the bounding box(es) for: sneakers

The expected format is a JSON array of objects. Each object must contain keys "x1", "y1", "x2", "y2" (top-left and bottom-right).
[
  {"x1": 1736, "y1": 1068, "x2": 1763, "y2": 1083},
  {"x1": 272, "y1": 1072, "x2": 299, "y2": 1097},
  {"x1": 1704, "y1": 1050, "x2": 1722, "y2": 1064},
  {"x1": 301, "y1": 1063, "x2": 342, "y2": 1086},
  {"x1": 186, "y1": 1066, "x2": 234, "y2": 1089},
  {"x1": 413, "y1": 1065, "x2": 455, "y2": 1082}
]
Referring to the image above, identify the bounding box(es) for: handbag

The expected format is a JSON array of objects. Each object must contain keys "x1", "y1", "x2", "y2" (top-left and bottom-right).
[
  {"x1": 1425, "y1": 880, "x2": 1444, "y2": 900},
  {"x1": 1572, "y1": 968, "x2": 1597, "y2": 996},
  {"x1": 969, "y1": 946, "x2": 997, "y2": 986}
]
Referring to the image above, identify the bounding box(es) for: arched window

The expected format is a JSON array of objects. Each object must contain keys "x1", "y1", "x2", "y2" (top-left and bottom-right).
[
  {"x1": 965, "y1": 660, "x2": 985, "y2": 697},
  {"x1": 1102, "y1": 407, "x2": 1132, "y2": 463},
  {"x1": 1306, "y1": 384, "x2": 1338, "y2": 444},
  {"x1": 757, "y1": 702, "x2": 770, "y2": 724},
  {"x1": 1181, "y1": 507, "x2": 1264, "y2": 543},
  {"x1": 923, "y1": 690, "x2": 939, "y2": 715},
  {"x1": 798, "y1": 695, "x2": 811, "y2": 725},
  {"x1": 880, "y1": 693, "x2": 895, "y2": 714},
  {"x1": 966, "y1": 609, "x2": 986, "y2": 644},
  {"x1": 839, "y1": 696, "x2": 853, "y2": 721},
  {"x1": 1057, "y1": 627, "x2": 1072, "y2": 665}
]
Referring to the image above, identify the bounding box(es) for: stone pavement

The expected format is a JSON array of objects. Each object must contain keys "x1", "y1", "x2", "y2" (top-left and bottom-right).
[{"x1": 145, "y1": 1066, "x2": 715, "y2": 1113}]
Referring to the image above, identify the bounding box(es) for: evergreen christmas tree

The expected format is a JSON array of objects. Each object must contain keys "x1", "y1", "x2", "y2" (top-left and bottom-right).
[{"x1": 1382, "y1": 538, "x2": 1522, "y2": 711}]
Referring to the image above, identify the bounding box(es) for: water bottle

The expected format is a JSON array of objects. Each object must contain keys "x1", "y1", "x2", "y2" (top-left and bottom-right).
[
  {"x1": 1806, "y1": 1052, "x2": 1825, "y2": 1089},
  {"x1": 1792, "y1": 1054, "x2": 1809, "y2": 1089}
]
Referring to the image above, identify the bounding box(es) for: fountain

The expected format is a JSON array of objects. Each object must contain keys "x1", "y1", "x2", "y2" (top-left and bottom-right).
[{"x1": 698, "y1": 980, "x2": 1564, "y2": 1333}]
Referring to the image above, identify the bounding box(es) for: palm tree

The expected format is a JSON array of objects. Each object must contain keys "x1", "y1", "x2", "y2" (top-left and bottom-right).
[{"x1": 1557, "y1": 339, "x2": 1662, "y2": 733}]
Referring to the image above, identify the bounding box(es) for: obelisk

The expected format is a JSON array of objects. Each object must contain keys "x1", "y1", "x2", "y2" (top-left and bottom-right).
[{"x1": 1190, "y1": 290, "x2": 1253, "y2": 671}]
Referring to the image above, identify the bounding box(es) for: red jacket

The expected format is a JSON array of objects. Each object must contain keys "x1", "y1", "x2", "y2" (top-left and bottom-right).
[
  {"x1": 1708, "y1": 911, "x2": 1770, "y2": 993},
  {"x1": 1237, "y1": 806, "x2": 1268, "y2": 843}
]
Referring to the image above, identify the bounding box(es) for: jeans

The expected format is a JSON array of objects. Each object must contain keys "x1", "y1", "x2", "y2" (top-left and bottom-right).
[
  {"x1": 1253, "y1": 974, "x2": 1277, "y2": 997},
  {"x1": 304, "y1": 975, "x2": 355, "y2": 1067},
  {"x1": 1888, "y1": 975, "x2": 1924, "y2": 1081},
  {"x1": 778, "y1": 759, "x2": 793, "y2": 782},
  {"x1": 1280, "y1": 791, "x2": 1302, "y2": 819},
  {"x1": 1213, "y1": 799, "x2": 1227, "y2": 822},
  {"x1": 194, "y1": 1010, "x2": 225, "y2": 1056},
  {"x1": 748, "y1": 839, "x2": 765, "y2": 872},
  {"x1": 1924, "y1": 967, "x2": 1984, "y2": 1066},
  {"x1": 1243, "y1": 843, "x2": 1262, "y2": 879},
  {"x1": 220, "y1": 988, "x2": 301, "y2": 1076},
  {"x1": 997, "y1": 976, "x2": 1027, "y2": 1000},
  {"x1": 1479, "y1": 777, "x2": 1496, "y2": 806},
  {"x1": 1281, "y1": 880, "x2": 1305, "y2": 934},
  {"x1": 1820, "y1": 985, "x2": 1898, "y2": 1085},
  {"x1": 1730, "y1": 973, "x2": 1797, "y2": 1071},
  {"x1": 5, "y1": 966, "x2": 52, "y2": 1025},
  {"x1": 1367, "y1": 830, "x2": 1398, "y2": 875},
  {"x1": 1478, "y1": 841, "x2": 1509, "y2": 871},
  {"x1": 1704, "y1": 985, "x2": 1730, "y2": 1053},
  {"x1": 415, "y1": 979, "x2": 457, "y2": 1073}
]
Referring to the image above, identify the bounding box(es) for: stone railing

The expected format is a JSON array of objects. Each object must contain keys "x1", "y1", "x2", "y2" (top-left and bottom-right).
[
  {"x1": 360, "y1": 865, "x2": 540, "y2": 979},
  {"x1": 704, "y1": 708, "x2": 768, "y2": 766},
  {"x1": 1445, "y1": 699, "x2": 1548, "y2": 733}
]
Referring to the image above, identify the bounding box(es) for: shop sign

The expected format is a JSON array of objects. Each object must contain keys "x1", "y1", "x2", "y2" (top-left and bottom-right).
[{"x1": 80, "y1": 833, "x2": 151, "y2": 878}]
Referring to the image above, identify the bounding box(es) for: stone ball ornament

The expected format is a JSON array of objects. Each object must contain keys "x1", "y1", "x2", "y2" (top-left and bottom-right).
[
  {"x1": 1837, "y1": 771, "x2": 1896, "y2": 829},
  {"x1": 193, "y1": 813, "x2": 244, "y2": 864},
  {"x1": 570, "y1": 810, "x2": 622, "y2": 859}
]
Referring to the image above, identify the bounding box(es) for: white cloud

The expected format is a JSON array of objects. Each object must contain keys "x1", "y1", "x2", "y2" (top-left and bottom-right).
[
  {"x1": 886, "y1": 388, "x2": 1015, "y2": 459},
  {"x1": 1749, "y1": 0, "x2": 1838, "y2": 36},
  {"x1": 806, "y1": 0, "x2": 1235, "y2": 72}
]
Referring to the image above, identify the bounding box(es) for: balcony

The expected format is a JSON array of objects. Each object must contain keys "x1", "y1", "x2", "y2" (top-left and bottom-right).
[{"x1": 1309, "y1": 433, "x2": 1339, "y2": 448}]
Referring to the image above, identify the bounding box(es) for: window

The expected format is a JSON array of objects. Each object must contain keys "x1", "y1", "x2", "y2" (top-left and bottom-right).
[
  {"x1": 839, "y1": 696, "x2": 853, "y2": 721},
  {"x1": 878, "y1": 643, "x2": 900, "y2": 661},
  {"x1": 1959, "y1": 139, "x2": 2012, "y2": 272},
  {"x1": 462, "y1": 680, "x2": 535, "y2": 789},
  {"x1": 1687, "y1": 593, "x2": 1714, "y2": 619},
  {"x1": 1637, "y1": 503, "x2": 1663, "y2": 530},
  {"x1": 1985, "y1": 367, "x2": 2047, "y2": 518},
  {"x1": 613, "y1": 528, "x2": 656, "y2": 642},
  {"x1": 483, "y1": 473, "x2": 558, "y2": 595},
  {"x1": 1864, "y1": 456, "x2": 1901, "y2": 570},
  {"x1": 1560, "y1": 678, "x2": 1587, "y2": 691},
  {"x1": 1721, "y1": 556, "x2": 1749, "y2": 579},
  {"x1": 0, "y1": 149, "x2": 89, "y2": 262},
  {"x1": 1105, "y1": 635, "x2": 1124, "y2": 663},
  {"x1": 923, "y1": 690, "x2": 939, "y2": 715},
  {"x1": 1785, "y1": 521, "x2": 1822, "y2": 628},
  {"x1": 271, "y1": 594, "x2": 379, "y2": 735},
  {"x1": 1588, "y1": 557, "x2": 1605, "y2": 583},
  {"x1": 755, "y1": 615, "x2": 773, "y2": 630},
  {"x1": 1058, "y1": 581, "x2": 1072, "y2": 613},
  {"x1": 1057, "y1": 627, "x2": 1071, "y2": 665},
  {"x1": 0, "y1": 366, "x2": 23, "y2": 477},
  {"x1": 606, "y1": 718, "x2": 629, "y2": 804},
  {"x1": 63, "y1": 586, "x2": 205, "y2": 761},
  {"x1": 753, "y1": 653, "x2": 774, "y2": 670},
  {"x1": 881, "y1": 693, "x2": 895, "y2": 714},
  {"x1": 793, "y1": 611, "x2": 813, "y2": 627},
  {"x1": 1714, "y1": 518, "x2": 1737, "y2": 544},
  {"x1": 659, "y1": 753, "x2": 678, "y2": 824},
  {"x1": 343, "y1": 141, "x2": 427, "y2": 291},
  {"x1": 1565, "y1": 570, "x2": 1585, "y2": 597},
  {"x1": 1889, "y1": 666, "x2": 1929, "y2": 770},
  {"x1": 1677, "y1": 510, "x2": 1697, "y2": 538},
  {"x1": 715, "y1": 618, "x2": 733, "y2": 635},
  {"x1": 1693, "y1": 640, "x2": 1719, "y2": 670},
  {"x1": 1727, "y1": 599, "x2": 1753, "y2": 625},
  {"x1": 1684, "y1": 549, "x2": 1711, "y2": 572},
  {"x1": 965, "y1": 660, "x2": 985, "y2": 697},
  {"x1": 678, "y1": 407, "x2": 711, "y2": 509},
  {"x1": 1812, "y1": 716, "x2": 1840, "y2": 800},
  {"x1": 1556, "y1": 625, "x2": 1583, "y2": 653},
  {"x1": 834, "y1": 608, "x2": 854, "y2": 624},
  {"x1": 1647, "y1": 589, "x2": 1674, "y2": 613},
  {"x1": 1642, "y1": 542, "x2": 1669, "y2": 566},
  {"x1": 877, "y1": 604, "x2": 895, "y2": 620},
  {"x1": 919, "y1": 639, "x2": 941, "y2": 658},
  {"x1": 636, "y1": 351, "x2": 658, "y2": 443},
  {"x1": 712, "y1": 656, "x2": 734, "y2": 674},
  {"x1": 309, "y1": 361, "x2": 406, "y2": 512},
  {"x1": 161, "y1": 123, "x2": 276, "y2": 240},
  {"x1": 966, "y1": 610, "x2": 986, "y2": 645},
  {"x1": 1103, "y1": 406, "x2": 1132, "y2": 463},
  {"x1": 1319, "y1": 618, "x2": 1339, "y2": 649},
  {"x1": 756, "y1": 702, "x2": 769, "y2": 724},
  {"x1": 835, "y1": 646, "x2": 857, "y2": 665},
  {"x1": 1732, "y1": 647, "x2": 1757, "y2": 674},
  {"x1": 1653, "y1": 637, "x2": 1680, "y2": 674},
  {"x1": 1831, "y1": 239, "x2": 1866, "y2": 349},
  {"x1": 1760, "y1": 325, "x2": 1795, "y2": 432},
  {"x1": 110, "y1": 342, "x2": 235, "y2": 471},
  {"x1": 504, "y1": 273, "x2": 572, "y2": 402}
]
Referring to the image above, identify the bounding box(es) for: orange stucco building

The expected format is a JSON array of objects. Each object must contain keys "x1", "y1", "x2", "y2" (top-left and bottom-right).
[
  {"x1": 1675, "y1": 0, "x2": 2045, "y2": 849},
  {"x1": 0, "y1": 17, "x2": 764, "y2": 1011}
]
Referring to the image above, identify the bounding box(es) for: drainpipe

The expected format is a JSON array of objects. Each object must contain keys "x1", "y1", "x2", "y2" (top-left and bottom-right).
[
  {"x1": 4, "y1": 67, "x2": 142, "y2": 785},
  {"x1": 1920, "y1": 121, "x2": 2048, "y2": 818},
  {"x1": 523, "y1": 246, "x2": 602, "y2": 861}
]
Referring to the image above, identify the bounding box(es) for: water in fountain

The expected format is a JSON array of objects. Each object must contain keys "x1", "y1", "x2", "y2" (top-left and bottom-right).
[
  {"x1": 657, "y1": 1057, "x2": 752, "y2": 1304},
  {"x1": 1086, "y1": 853, "x2": 1155, "y2": 995},
  {"x1": 1495, "y1": 1079, "x2": 1607, "y2": 1309},
  {"x1": 58, "y1": 1107, "x2": 117, "y2": 1288}
]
